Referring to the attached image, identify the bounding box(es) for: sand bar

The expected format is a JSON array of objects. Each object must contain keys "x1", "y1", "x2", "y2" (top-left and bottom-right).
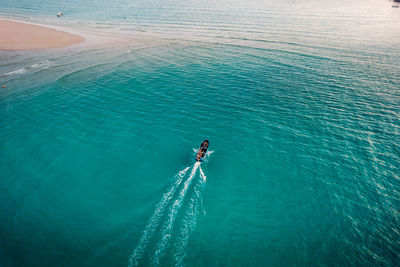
[{"x1": 0, "y1": 19, "x2": 84, "y2": 51}]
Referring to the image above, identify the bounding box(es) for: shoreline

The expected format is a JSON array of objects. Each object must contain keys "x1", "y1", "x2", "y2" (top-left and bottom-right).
[
  {"x1": 0, "y1": 16, "x2": 172, "y2": 53},
  {"x1": 0, "y1": 19, "x2": 85, "y2": 51}
]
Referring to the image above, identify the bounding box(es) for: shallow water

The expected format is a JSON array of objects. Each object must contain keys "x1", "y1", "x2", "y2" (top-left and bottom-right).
[{"x1": 1, "y1": 0, "x2": 400, "y2": 266}]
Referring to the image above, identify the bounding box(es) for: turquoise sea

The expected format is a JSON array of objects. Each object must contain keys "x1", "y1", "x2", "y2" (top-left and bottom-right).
[{"x1": 1, "y1": 0, "x2": 400, "y2": 266}]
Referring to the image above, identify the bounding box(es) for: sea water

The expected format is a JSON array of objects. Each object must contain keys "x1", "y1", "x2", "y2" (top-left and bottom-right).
[{"x1": 1, "y1": 0, "x2": 400, "y2": 266}]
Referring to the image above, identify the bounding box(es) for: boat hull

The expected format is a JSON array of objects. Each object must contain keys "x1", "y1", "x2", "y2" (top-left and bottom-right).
[{"x1": 196, "y1": 140, "x2": 209, "y2": 162}]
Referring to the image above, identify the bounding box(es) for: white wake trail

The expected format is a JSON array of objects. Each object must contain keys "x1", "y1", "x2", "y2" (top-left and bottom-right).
[
  {"x1": 128, "y1": 166, "x2": 190, "y2": 267},
  {"x1": 174, "y1": 167, "x2": 206, "y2": 267},
  {"x1": 152, "y1": 162, "x2": 200, "y2": 265},
  {"x1": 199, "y1": 166, "x2": 206, "y2": 182}
]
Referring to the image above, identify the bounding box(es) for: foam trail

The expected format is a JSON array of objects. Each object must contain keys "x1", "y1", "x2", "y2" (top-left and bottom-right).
[
  {"x1": 174, "y1": 174, "x2": 206, "y2": 267},
  {"x1": 152, "y1": 162, "x2": 200, "y2": 265},
  {"x1": 128, "y1": 166, "x2": 190, "y2": 267},
  {"x1": 199, "y1": 166, "x2": 206, "y2": 182},
  {"x1": 3, "y1": 68, "x2": 27, "y2": 76},
  {"x1": 2, "y1": 60, "x2": 52, "y2": 76}
]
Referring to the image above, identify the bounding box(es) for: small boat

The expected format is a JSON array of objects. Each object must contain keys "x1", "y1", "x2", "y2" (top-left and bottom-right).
[{"x1": 195, "y1": 139, "x2": 209, "y2": 162}]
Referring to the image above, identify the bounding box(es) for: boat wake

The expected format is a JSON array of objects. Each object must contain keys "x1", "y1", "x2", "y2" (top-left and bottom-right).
[
  {"x1": 174, "y1": 168, "x2": 206, "y2": 267},
  {"x1": 128, "y1": 159, "x2": 209, "y2": 267},
  {"x1": 152, "y1": 162, "x2": 200, "y2": 265},
  {"x1": 128, "y1": 166, "x2": 190, "y2": 267}
]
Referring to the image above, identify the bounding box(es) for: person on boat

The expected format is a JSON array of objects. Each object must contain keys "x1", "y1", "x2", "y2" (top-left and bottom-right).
[
  {"x1": 196, "y1": 151, "x2": 202, "y2": 161},
  {"x1": 203, "y1": 140, "x2": 209, "y2": 148}
]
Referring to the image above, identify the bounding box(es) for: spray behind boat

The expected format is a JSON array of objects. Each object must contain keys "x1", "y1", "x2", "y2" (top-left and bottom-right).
[{"x1": 129, "y1": 140, "x2": 210, "y2": 266}]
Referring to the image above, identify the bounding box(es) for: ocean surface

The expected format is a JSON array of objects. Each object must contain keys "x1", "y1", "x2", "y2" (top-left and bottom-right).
[{"x1": 1, "y1": 0, "x2": 400, "y2": 266}]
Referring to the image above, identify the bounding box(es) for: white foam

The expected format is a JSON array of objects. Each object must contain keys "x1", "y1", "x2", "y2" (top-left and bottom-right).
[
  {"x1": 2, "y1": 60, "x2": 52, "y2": 77},
  {"x1": 31, "y1": 60, "x2": 51, "y2": 69},
  {"x1": 3, "y1": 68, "x2": 27, "y2": 76},
  {"x1": 199, "y1": 166, "x2": 206, "y2": 182},
  {"x1": 174, "y1": 176, "x2": 206, "y2": 267},
  {"x1": 128, "y1": 166, "x2": 190, "y2": 267},
  {"x1": 152, "y1": 162, "x2": 200, "y2": 265}
]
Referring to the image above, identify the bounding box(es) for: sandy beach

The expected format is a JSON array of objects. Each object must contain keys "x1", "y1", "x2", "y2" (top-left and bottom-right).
[{"x1": 0, "y1": 19, "x2": 84, "y2": 51}]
